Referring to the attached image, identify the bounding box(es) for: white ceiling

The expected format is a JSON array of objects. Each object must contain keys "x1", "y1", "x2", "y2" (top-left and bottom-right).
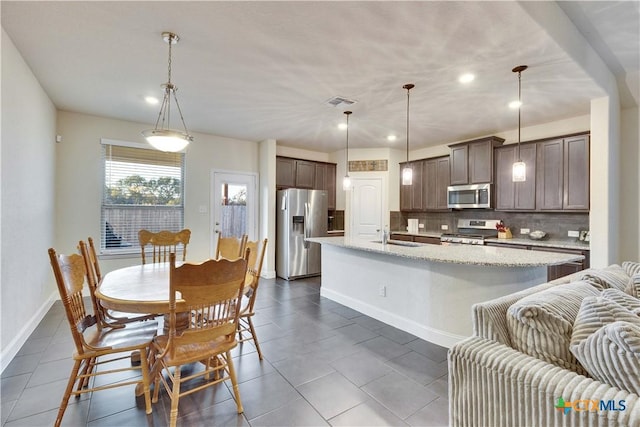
[{"x1": 2, "y1": 1, "x2": 638, "y2": 153}]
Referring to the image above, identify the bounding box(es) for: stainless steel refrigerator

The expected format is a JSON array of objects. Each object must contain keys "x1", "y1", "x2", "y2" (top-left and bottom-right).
[{"x1": 276, "y1": 189, "x2": 328, "y2": 280}]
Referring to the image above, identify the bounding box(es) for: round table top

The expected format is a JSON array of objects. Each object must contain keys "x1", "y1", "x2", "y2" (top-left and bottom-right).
[{"x1": 96, "y1": 262, "x2": 180, "y2": 314}]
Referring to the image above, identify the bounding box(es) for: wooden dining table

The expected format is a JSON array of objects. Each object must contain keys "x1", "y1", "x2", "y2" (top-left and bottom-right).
[{"x1": 96, "y1": 262, "x2": 186, "y2": 315}]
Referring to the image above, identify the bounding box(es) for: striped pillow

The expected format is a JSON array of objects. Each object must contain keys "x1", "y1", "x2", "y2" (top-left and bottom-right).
[
  {"x1": 580, "y1": 264, "x2": 630, "y2": 291},
  {"x1": 601, "y1": 288, "x2": 640, "y2": 314},
  {"x1": 570, "y1": 297, "x2": 640, "y2": 394},
  {"x1": 625, "y1": 274, "x2": 640, "y2": 299},
  {"x1": 622, "y1": 261, "x2": 640, "y2": 277},
  {"x1": 507, "y1": 280, "x2": 600, "y2": 375}
]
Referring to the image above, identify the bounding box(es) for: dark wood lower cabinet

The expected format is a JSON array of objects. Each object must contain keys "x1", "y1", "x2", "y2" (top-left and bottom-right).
[
  {"x1": 390, "y1": 233, "x2": 414, "y2": 242},
  {"x1": 390, "y1": 233, "x2": 441, "y2": 245}
]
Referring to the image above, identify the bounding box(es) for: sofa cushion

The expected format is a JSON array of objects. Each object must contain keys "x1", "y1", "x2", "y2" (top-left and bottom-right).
[
  {"x1": 580, "y1": 264, "x2": 630, "y2": 291},
  {"x1": 625, "y1": 274, "x2": 640, "y2": 299},
  {"x1": 570, "y1": 296, "x2": 640, "y2": 394},
  {"x1": 622, "y1": 261, "x2": 640, "y2": 277},
  {"x1": 601, "y1": 288, "x2": 640, "y2": 315},
  {"x1": 506, "y1": 280, "x2": 600, "y2": 374}
]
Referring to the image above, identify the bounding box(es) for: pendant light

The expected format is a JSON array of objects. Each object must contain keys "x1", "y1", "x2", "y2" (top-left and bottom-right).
[
  {"x1": 342, "y1": 111, "x2": 353, "y2": 191},
  {"x1": 402, "y1": 83, "x2": 415, "y2": 186},
  {"x1": 512, "y1": 65, "x2": 528, "y2": 182},
  {"x1": 142, "y1": 32, "x2": 193, "y2": 152}
]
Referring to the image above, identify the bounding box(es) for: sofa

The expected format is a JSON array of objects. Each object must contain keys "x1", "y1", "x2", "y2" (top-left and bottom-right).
[{"x1": 449, "y1": 264, "x2": 640, "y2": 427}]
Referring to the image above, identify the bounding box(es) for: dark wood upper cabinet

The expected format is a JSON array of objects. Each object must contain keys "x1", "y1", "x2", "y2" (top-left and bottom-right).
[
  {"x1": 423, "y1": 156, "x2": 450, "y2": 210},
  {"x1": 563, "y1": 135, "x2": 590, "y2": 210},
  {"x1": 276, "y1": 157, "x2": 296, "y2": 188},
  {"x1": 326, "y1": 163, "x2": 336, "y2": 210},
  {"x1": 449, "y1": 136, "x2": 504, "y2": 185},
  {"x1": 295, "y1": 160, "x2": 316, "y2": 189},
  {"x1": 399, "y1": 160, "x2": 424, "y2": 211},
  {"x1": 314, "y1": 163, "x2": 326, "y2": 191},
  {"x1": 495, "y1": 143, "x2": 536, "y2": 210},
  {"x1": 536, "y1": 134, "x2": 590, "y2": 211}
]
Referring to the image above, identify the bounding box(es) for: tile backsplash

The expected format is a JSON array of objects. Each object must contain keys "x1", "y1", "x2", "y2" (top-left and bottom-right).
[{"x1": 391, "y1": 210, "x2": 589, "y2": 241}]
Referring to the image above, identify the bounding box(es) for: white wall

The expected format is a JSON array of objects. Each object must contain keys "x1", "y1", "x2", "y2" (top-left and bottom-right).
[
  {"x1": 619, "y1": 106, "x2": 640, "y2": 261},
  {"x1": 1, "y1": 30, "x2": 58, "y2": 371},
  {"x1": 55, "y1": 111, "x2": 260, "y2": 273}
]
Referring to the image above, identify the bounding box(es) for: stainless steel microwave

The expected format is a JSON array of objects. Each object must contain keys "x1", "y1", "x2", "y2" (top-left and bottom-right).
[{"x1": 447, "y1": 183, "x2": 491, "y2": 209}]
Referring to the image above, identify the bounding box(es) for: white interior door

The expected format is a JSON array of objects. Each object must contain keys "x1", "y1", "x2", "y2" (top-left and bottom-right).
[
  {"x1": 211, "y1": 171, "x2": 257, "y2": 257},
  {"x1": 350, "y1": 178, "x2": 383, "y2": 239}
]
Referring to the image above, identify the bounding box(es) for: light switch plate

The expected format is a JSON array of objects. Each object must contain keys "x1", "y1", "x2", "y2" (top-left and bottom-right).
[
  {"x1": 520, "y1": 228, "x2": 530, "y2": 235},
  {"x1": 418, "y1": 223, "x2": 425, "y2": 229},
  {"x1": 441, "y1": 224, "x2": 449, "y2": 230},
  {"x1": 568, "y1": 230, "x2": 580, "y2": 237}
]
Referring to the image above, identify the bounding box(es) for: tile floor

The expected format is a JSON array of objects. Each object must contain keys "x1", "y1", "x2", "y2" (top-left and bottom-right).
[{"x1": 1, "y1": 276, "x2": 450, "y2": 426}]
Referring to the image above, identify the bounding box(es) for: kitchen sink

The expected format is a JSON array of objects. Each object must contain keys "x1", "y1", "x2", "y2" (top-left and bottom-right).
[{"x1": 371, "y1": 239, "x2": 424, "y2": 247}]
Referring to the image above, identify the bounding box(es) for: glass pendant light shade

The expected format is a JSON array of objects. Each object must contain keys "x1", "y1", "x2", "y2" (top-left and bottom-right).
[
  {"x1": 343, "y1": 111, "x2": 352, "y2": 191},
  {"x1": 143, "y1": 32, "x2": 193, "y2": 152},
  {"x1": 402, "y1": 83, "x2": 414, "y2": 186},
  {"x1": 512, "y1": 161, "x2": 526, "y2": 182},
  {"x1": 402, "y1": 166, "x2": 413, "y2": 185},
  {"x1": 511, "y1": 65, "x2": 528, "y2": 182}
]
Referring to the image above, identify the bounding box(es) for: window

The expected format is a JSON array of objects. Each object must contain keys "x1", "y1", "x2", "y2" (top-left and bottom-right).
[{"x1": 100, "y1": 139, "x2": 185, "y2": 254}]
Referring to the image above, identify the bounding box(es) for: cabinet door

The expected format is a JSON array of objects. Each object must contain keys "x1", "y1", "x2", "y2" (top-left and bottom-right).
[
  {"x1": 533, "y1": 247, "x2": 587, "y2": 280},
  {"x1": 414, "y1": 236, "x2": 441, "y2": 245},
  {"x1": 450, "y1": 145, "x2": 468, "y2": 185},
  {"x1": 495, "y1": 145, "x2": 516, "y2": 210},
  {"x1": 326, "y1": 163, "x2": 336, "y2": 210},
  {"x1": 276, "y1": 157, "x2": 296, "y2": 188},
  {"x1": 411, "y1": 161, "x2": 424, "y2": 210},
  {"x1": 469, "y1": 139, "x2": 493, "y2": 183},
  {"x1": 563, "y1": 135, "x2": 589, "y2": 210},
  {"x1": 536, "y1": 139, "x2": 564, "y2": 210},
  {"x1": 423, "y1": 159, "x2": 438, "y2": 210},
  {"x1": 314, "y1": 163, "x2": 326, "y2": 191},
  {"x1": 435, "y1": 157, "x2": 450, "y2": 210},
  {"x1": 390, "y1": 234, "x2": 414, "y2": 242},
  {"x1": 514, "y1": 143, "x2": 537, "y2": 210},
  {"x1": 295, "y1": 160, "x2": 315, "y2": 189}
]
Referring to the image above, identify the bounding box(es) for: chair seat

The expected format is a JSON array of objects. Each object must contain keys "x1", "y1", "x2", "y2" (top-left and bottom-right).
[
  {"x1": 82, "y1": 321, "x2": 158, "y2": 354},
  {"x1": 153, "y1": 334, "x2": 237, "y2": 366}
]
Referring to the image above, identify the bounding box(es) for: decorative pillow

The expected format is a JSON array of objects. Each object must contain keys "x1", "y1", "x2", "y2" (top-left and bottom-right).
[
  {"x1": 601, "y1": 288, "x2": 640, "y2": 315},
  {"x1": 625, "y1": 274, "x2": 640, "y2": 300},
  {"x1": 622, "y1": 261, "x2": 640, "y2": 277},
  {"x1": 507, "y1": 280, "x2": 600, "y2": 374},
  {"x1": 570, "y1": 295, "x2": 640, "y2": 395},
  {"x1": 580, "y1": 264, "x2": 630, "y2": 291}
]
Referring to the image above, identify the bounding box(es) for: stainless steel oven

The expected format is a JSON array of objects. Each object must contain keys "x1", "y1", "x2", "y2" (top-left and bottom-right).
[{"x1": 447, "y1": 183, "x2": 491, "y2": 209}]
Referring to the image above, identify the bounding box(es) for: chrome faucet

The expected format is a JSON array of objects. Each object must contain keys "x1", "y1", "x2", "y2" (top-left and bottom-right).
[{"x1": 382, "y1": 226, "x2": 389, "y2": 245}]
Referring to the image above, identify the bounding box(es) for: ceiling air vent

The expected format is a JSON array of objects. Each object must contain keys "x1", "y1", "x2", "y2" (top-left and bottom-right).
[{"x1": 325, "y1": 96, "x2": 357, "y2": 108}]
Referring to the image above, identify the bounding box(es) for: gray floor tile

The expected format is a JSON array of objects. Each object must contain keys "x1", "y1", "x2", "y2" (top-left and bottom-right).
[
  {"x1": 352, "y1": 315, "x2": 388, "y2": 331},
  {"x1": 4, "y1": 399, "x2": 90, "y2": 427},
  {"x1": 405, "y1": 339, "x2": 449, "y2": 363},
  {"x1": 385, "y1": 351, "x2": 448, "y2": 386},
  {"x1": 330, "y1": 306, "x2": 363, "y2": 319},
  {"x1": 249, "y1": 397, "x2": 328, "y2": 426},
  {"x1": 15, "y1": 336, "x2": 51, "y2": 358},
  {"x1": 405, "y1": 397, "x2": 450, "y2": 427},
  {"x1": 1, "y1": 354, "x2": 41, "y2": 379},
  {"x1": 236, "y1": 371, "x2": 301, "y2": 420},
  {"x1": 25, "y1": 357, "x2": 76, "y2": 388},
  {"x1": 6, "y1": 377, "x2": 89, "y2": 422},
  {"x1": 273, "y1": 353, "x2": 336, "y2": 387},
  {"x1": 176, "y1": 399, "x2": 248, "y2": 427},
  {"x1": 330, "y1": 350, "x2": 393, "y2": 387},
  {"x1": 377, "y1": 325, "x2": 418, "y2": 345},
  {"x1": 362, "y1": 371, "x2": 439, "y2": 420},
  {"x1": 251, "y1": 322, "x2": 286, "y2": 343},
  {"x1": 426, "y1": 377, "x2": 449, "y2": 400},
  {"x1": 86, "y1": 384, "x2": 146, "y2": 422},
  {"x1": 297, "y1": 371, "x2": 369, "y2": 419},
  {"x1": 356, "y1": 336, "x2": 412, "y2": 361},
  {"x1": 37, "y1": 339, "x2": 75, "y2": 364},
  {"x1": 329, "y1": 398, "x2": 409, "y2": 426},
  {"x1": 333, "y1": 323, "x2": 379, "y2": 344},
  {"x1": 87, "y1": 405, "x2": 168, "y2": 427},
  {"x1": 231, "y1": 354, "x2": 276, "y2": 384},
  {"x1": 1, "y1": 401, "x2": 16, "y2": 425},
  {"x1": 1, "y1": 374, "x2": 30, "y2": 403}
]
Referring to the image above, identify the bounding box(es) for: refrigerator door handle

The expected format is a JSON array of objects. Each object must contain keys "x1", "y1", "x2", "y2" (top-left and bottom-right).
[{"x1": 303, "y1": 202, "x2": 310, "y2": 249}]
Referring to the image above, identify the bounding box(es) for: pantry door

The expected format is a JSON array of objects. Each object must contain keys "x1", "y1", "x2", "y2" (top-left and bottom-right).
[{"x1": 350, "y1": 177, "x2": 383, "y2": 239}]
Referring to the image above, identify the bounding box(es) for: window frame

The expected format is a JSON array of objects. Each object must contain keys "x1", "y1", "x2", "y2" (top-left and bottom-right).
[{"x1": 99, "y1": 138, "x2": 186, "y2": 256}]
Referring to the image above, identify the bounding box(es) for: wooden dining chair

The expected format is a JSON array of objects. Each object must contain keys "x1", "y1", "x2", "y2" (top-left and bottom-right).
[
  {"x1": 138, "y1": 229, "x2": 191, "y2": 264},
  {"x1": 151, "y1": 253, "x2": 248, "y2": 427},
  {"x1": 237, "y1": 238, "x2": 268, "y2": 360},
  {"x1": 79, "y1": 239, "x2": 158, "y2": 328},
  {"x1": 215, "y1": 233, "x2": 247, "y2": 260},
  {"x1": 48, "y1": 247, "x2": 156, "y2": 427}
]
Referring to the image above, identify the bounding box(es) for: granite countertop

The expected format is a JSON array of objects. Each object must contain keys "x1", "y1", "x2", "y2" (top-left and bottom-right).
[
  {"x1": 307, "y1": 236, "x2": 585, "y2": 267},
  {"x1": 484, "y1": 237, "x2": 590, "y2": 251}
]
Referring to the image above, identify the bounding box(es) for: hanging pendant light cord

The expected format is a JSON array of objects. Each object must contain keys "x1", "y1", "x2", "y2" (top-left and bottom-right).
[
  {"x1": 406, "y1": 87, "x2": 410, "y2": 162},
  {"x1": 517, "y1": 69, "x2": 522, "y2": 161},
  {"x1": 345, "y1": 112, "x2": 350, "y2": 167}
]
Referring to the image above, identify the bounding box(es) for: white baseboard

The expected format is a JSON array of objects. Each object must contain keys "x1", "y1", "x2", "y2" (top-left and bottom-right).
[
  {"x1": 262, "y1": 269, "x2": 276, "y2": 279},
  {"x1": 0, "y1": 292, "x2": 58, "y2": 374}
]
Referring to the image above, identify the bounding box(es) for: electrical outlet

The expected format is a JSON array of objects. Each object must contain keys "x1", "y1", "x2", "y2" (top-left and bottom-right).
[
  {"x1": 441, "y1": 224, "x2": 449, "y2": 231},
  {"x1": 379, "y1": 285, "x2": 386, "y2": 297},
  {"x1": 568, "y1": 230, "x2": 580, "y2": 238},
  {"x1": 520, "y1": 228, "x2": 530, "y2": 235},
  {"x1": 418, "y1": 223, "x2": 425, "y2": 229}
]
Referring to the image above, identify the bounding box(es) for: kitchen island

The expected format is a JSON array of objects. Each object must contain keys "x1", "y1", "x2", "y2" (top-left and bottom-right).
[{"x1": 308, "y1": 236, "x2": 585, "y2": 348}]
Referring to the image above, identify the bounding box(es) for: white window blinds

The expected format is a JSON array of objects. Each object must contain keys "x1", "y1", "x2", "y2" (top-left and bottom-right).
[{"x1": 100, "y1": 139, "x2": 185, "y2": 253}]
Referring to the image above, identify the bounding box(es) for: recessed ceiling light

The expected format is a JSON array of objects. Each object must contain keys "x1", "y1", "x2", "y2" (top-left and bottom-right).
[
  {"x1": 387, "y1": 135, "x2": 397, "y2": 142},
  {"x1": 338, "y1": 123, "x2": 348, "y2": 130},
  {"x1": 458, "y1": 73, "x2": 475, "y2": 84},
  {"x1": 145, "y1": 96, "x2": 159, "y2": 105},
  {"x1": 509, "y1": 100, "x2": 522, "y2": 109}
]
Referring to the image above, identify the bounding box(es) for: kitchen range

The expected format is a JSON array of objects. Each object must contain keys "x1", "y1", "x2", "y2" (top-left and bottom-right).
[{"x1": 440, "y1": 219, "x2": 501, "y2": 245}]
